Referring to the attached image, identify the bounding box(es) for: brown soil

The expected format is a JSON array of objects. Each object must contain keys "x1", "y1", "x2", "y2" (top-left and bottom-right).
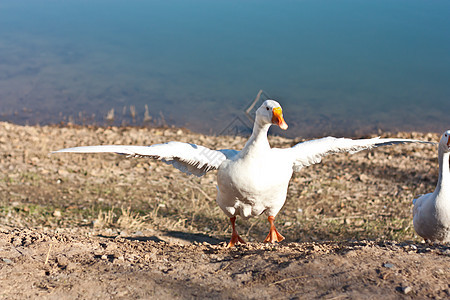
[{"x1": 0, "y1": 122, "x2": 449, "y2": 299}]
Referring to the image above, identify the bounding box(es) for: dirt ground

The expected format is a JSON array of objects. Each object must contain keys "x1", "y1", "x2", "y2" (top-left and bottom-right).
[{"x1": 0, "y1": 122, "x2": 449, "y2": 299}]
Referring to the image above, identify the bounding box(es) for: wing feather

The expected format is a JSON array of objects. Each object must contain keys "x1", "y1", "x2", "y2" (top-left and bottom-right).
[
  {"x1": 53, "y1": 142, "x2": 238, "y2": 177},
  {"x1": 288, "y1": 137, "x2": 434, "y2": 172}
]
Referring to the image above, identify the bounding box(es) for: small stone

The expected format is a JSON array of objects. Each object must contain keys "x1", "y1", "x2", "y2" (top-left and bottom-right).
[
  {"x1": 101, "y1": 255, "x2": 108, "y2": 260},
  {"x1": 383, "y1": 263, "x2": 395, "y2": 269},
  {"x1": 53, "y1": 210, "x2": 62, "y2": 218},
  {"x1": 65, "y1": 262, "x2": 76, "y2": 271},
  {"x1": 358, "y1": 174, "x2": 369, "y2": 182},
  {"x1": 105, "y1": 242, "x2": 117, "y2": 252},
  {"x1": 116, "y1": 255, "x2": 125, "y2": 261},
  {"x1": 442, "y1": 249, "x2": 450, "y2": 256},
  {"x1": 2, "y1": 258, "x2": 13, "y2": 264},
  {"x1": 56, "y1": 256, "x2": 69, "y2": 268},
  {"x1": 402, "y1": 286, "x2": 412, "y2": 294}
]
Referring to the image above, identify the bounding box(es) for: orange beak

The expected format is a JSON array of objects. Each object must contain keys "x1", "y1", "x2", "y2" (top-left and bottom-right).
[{"x1": 272, "y1": 107, "x2": 288, "y2": 130}]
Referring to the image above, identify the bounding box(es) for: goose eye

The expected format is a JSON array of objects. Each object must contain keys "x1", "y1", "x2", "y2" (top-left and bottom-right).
[{"x1": 266, "y1": 107, "x2": 270, "y2": 111}]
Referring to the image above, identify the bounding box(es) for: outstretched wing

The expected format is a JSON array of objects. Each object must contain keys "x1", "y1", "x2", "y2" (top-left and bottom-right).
[
  {"x1": 288, "y1": 136, "x2": 434, "y2": 172},
  {"x1": 53, "y1": 142, "x2": 238, "y2": 177}
]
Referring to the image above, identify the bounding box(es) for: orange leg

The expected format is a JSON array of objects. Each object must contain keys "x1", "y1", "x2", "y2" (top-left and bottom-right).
[
  {"x1": 263, "y1": 216, "x2": 285, "y2": 243},
  {"x1": 227, "y1": 216, "x2": 246, "y2": 248}
]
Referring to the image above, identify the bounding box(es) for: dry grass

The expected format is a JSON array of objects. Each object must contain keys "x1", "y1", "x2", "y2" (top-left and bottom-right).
[
  {"x1": 93, "y1": 206, "x2": 149, "y2": 230},
  {"x1": 0, "y1": 122, "x2": 440, "y2": 243}
]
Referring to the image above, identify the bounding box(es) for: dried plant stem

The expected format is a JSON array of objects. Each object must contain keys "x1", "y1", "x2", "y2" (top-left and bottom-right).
[{"x1": 44, "y1": 243, "x2": 53, "y2": 265}]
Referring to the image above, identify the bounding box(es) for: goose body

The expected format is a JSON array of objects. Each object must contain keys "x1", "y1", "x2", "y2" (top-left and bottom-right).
[
  {"x1": 54, "y1": 100, "x2": 433, "y2": 247},
  {"x1": 413, "y1": 130, "x2": 450, "y2": 243},
  {"x1": 217, "y1": 145, "x2": 293, "y2": 219}
]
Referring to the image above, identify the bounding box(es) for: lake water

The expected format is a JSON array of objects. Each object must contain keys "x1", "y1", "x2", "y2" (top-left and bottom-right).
[{"x1": 0, "y1": 0, "x2": 449, "y2": 138}]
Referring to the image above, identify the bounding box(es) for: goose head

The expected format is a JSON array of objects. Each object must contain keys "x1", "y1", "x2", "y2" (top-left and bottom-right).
[
  {"x1": 255, "y1": 100, "x2": 288, "y2": 130},
  {"x1": 440, "y1": 130, "x2": 450, "y2": 153}
]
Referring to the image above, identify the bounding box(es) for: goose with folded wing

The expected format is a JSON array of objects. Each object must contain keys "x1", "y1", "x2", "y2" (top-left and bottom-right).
[
  {"x1": 413, "y1": 130, "x2": 450, "y2": 243},
  {"x1": 54, "y1": 100, "x2": 432, "y2": 247}
]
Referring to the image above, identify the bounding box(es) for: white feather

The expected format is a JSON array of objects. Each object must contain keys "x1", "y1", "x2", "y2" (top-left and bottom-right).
[
  {"x1": 53, "y1": 142, "x2": 238, "y2": 177},
  {"x1": 289, "y1": 136, "x2": 433, "y2": 172}
]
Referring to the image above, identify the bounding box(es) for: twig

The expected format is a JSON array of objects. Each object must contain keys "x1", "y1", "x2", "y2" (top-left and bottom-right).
[
  {"x1": 44, "y1": 243, "x2": 53, "y2": 265},
  {"x1": 215, "y1": 262, "x2": 232, "y2": 273},
  {"x1": 270, "y1": 275, "x2": 308, "y2": 286},
  {"x1": 187, "y1": 183, "x2": 214, "y2": 201},
  {"x1": 326, "y1": 295, "x2": 348, "y2": 300},
  {"x1": 245, "y1": 218, "x2": 261, "y2": 237},
  {"x1": 323, "y1": 214, "x2": 374, "y2": 221},
  {"x1": 13, "y1": 246, "x2": 25, "y2": 256}
]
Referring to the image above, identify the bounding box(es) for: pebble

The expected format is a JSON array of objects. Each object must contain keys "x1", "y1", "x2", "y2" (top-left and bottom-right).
[
  {"x1": 383, "y1": 263, "x2": 395, "y2": 269},
  {"x1": 56, "y1": 256, "x2": 69, "y2": 267},
  {"x1": 435, "y1": 269, "x2": 444, "y2": 275},
  {"x1": 402, "y1": 286, "x2": 412, "y2": 294},
  {"x1": 358, "y1": 174, "x2": 369, "y2": 182},
  {"x1": 2, "y1": 258, "x2": 13, "y2": 264},
  {"x1": 441, "y1": 249, "x2": 450, "y2": 256}
]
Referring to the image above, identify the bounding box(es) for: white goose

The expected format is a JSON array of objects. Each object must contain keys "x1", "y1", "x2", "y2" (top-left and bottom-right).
[
  {"x1": 54, "y1": 100, "x2": 432, "y2": 247},
  {"x1": 413, "y1": 130, "x2": 450, "y2": 243}
]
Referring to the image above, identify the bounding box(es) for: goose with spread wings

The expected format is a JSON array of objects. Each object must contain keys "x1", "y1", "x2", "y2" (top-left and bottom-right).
[{"x1": 54, "y1": 100, "x2": 432, "y2": 247}]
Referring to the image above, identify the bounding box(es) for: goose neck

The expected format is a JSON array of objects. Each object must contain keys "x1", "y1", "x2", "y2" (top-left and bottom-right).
[
  {"x1": 437, "y1": 150, "x2": 450, "y2": 192},
  {"x1": 244, "y1": 121, "x2": 271, "y2": 152}
]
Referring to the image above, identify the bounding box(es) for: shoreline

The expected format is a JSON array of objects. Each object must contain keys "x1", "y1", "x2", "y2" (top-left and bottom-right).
[{"x1": 0, "y1": 119, "x2": 444, "y2": 140}]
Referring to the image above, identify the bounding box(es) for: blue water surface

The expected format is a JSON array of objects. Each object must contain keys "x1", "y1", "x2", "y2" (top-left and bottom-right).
[{"x1": 0, "y1": 0, "x2": 449, "y2": 137}]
